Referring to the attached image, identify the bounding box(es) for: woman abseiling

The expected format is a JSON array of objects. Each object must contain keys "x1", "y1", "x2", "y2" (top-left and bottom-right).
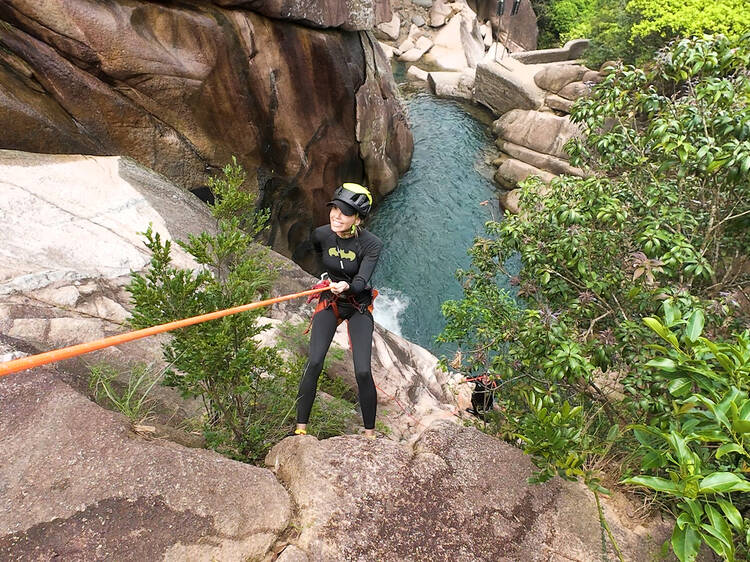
[{"x1": 295, "y1": 183, "x2": 383, "y2": 439}]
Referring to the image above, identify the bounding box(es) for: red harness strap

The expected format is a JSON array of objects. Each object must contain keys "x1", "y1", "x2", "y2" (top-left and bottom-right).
[{"x1": 303, "y1": 287, "x2": 379, "y2": 341}]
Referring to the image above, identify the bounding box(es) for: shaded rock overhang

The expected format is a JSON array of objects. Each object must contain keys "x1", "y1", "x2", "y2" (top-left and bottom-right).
[{"x1": 0, "y1": 0, "x2": 412, "y2": 266}]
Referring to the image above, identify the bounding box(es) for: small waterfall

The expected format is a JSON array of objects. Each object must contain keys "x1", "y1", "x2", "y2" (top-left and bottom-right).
[{"x1": 372, "y1": 287, "x2": 410, "y2": 337}]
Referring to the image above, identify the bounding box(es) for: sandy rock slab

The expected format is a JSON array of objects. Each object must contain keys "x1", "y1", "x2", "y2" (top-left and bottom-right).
[
  {"x1": 473, "y1": 55, "x2": 545, "y2": 115},
  {"x1": 492, "y1": 108, "x2": 582, "y2": 161},
  {"x1": 0, "y1": 371, "x2": 292, "y2": 561},
  {"x1": 266, "y1": 421, "x2": 670, "y2": 561}
]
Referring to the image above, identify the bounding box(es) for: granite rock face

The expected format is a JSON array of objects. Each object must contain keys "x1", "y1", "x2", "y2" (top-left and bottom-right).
[
  {"x1": 533, "y1": 63, "x2": 588, "y2": 93},
  {"x1": 489, "y1": 107, "x2": 585, "y2": 212},
  {"x1": 0, "y1": 370, "x2": 292, "y2": 561},
  {"x1": 266, "y1": 421, "x2": 672, "y2": 561},
  {"x1": 468, "y1": 0, "x2": 538, "y2": 51},
  {"x1": 215, "y1": 0, "x2": 392, "y2": 30},
  {"x1": 492, "y1": 109, "x2": 582, "y2": 161},
  {"x1": 474, "y1": 53, "x2": 546, "y2": 115},
  {"x1": 422, "y1": 2, "x2": 485, "y2": 71},
  {"x1": 0, "y1": 1, "x2": 412, "y2": 260}
]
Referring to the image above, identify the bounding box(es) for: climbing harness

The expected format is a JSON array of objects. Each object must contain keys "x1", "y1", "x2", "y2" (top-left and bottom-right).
[
  {"x1": 303, "y1": 274, "x2": 378, "y2": 338},
  {"x1": 302, "y1": 277, "x2": 430, "y2": 430}
]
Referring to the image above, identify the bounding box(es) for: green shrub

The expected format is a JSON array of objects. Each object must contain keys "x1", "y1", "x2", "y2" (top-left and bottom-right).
[
  {"x1": 439, "y1": 35, "x2": 749, "y2": 560},
  {"x1": 584, "y1": 0, "x2": 750, "y2": 65},
  {"x1": 127, "y1": 159, "x2": 353, "y2": 463},
  {"x1": 625, "y1": 316, "x2": 750, "y2": 561},
  {"x1": 533, "y1": 0, "x2": 596, "y2": 49}
]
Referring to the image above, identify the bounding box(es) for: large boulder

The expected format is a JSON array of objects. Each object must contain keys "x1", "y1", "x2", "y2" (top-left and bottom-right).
[
  {"x1": 534, "y1": 63, "x2": 588, "y2": 93},
  {"x1": 407, "y1": 65, "x2": 430, "y2": 82},
  {"x1": 496, "y1": 139, "x2": 585, "y2": 177},
  {"x1": 499, "y1": 187, "x2": 521, "y2": 214},
  {"x1": 545, "y1": 93, "x2": 575, "y2": 113},
  {"x1": 398, "y1": 35, "x2": 434, "y2": 62},
  {"x1": 0, "y1": 1, "x2": 413, "y2": 261},
  {"x1": 0, "y1": 370, "x2": 292, "y2": 561},
  {"x1": 0, "y1": 150, "x2": 216, "y2": 414},
  {"x1": 428, "y1": 69, "x2": 476, "y2": 100},
  {"x1": 422, "y1": 4, "x2": 485, "y2": 71},
  {"x1": 492, "y1": 109, "x2": 582, "y2": 160},
  {"x1": 355, "y1": 36, "x2": 413, "y2": 209},
  {"x1": 474, "y1": 54, "x2": 545, "y2": 115},
  {"x1": 375, "y1": 11, "x2": 401, "y2": 40},
  {"x1": 266, "y1": 421, "x2": 672, "y2": 560},
  {"x1": 429, "y1": 0, "x2": 453, "y2": 27},
  {"x1": 512, "y1": 38, "x2": 589, "y2": 64},
  {"x1": 215, "y1": 0, "x2": 392, "y2": 30},
  {"x1": 582, "y1": 69, "x2": 604, "y2": 84},
  {"x1": 557, "y1": 80, "x2": 592, "y2": 101},
  {"x1": 0, "y1": 151, "x2": 207, "y2": 295},
  {"x1": 494, "y1": 155, "x2": 557, "y2": 189}
]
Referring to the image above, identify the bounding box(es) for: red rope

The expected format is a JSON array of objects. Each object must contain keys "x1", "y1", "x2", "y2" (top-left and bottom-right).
[{"x1": 374, "y1": 382, "x2": 428, "y2": 430}]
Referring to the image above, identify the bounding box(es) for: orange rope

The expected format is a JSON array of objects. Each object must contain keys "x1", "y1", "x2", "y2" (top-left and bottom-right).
[{"x1": 0, "y1": 287, "x2": 329, "y2": 377}]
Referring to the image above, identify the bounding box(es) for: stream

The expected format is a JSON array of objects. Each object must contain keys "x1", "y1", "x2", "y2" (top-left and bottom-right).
[{"x1": 368, "y1": 91, "x2": 514, "y2": 355}]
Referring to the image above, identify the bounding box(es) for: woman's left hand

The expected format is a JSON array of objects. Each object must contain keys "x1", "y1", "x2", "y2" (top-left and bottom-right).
[{"x1": 330, "y1": 281, "x2": 350, "y2": 295}]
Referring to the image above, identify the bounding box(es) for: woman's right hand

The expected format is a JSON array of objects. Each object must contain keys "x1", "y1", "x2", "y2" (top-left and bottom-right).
[{"x1": 329, "y1": 281, "x2": 349, "y2": 295}]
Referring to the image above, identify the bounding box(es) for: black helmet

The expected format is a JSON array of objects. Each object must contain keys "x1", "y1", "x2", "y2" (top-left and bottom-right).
[{"x1": 327, "y1": 183, "x2": 373, "y2": 217}]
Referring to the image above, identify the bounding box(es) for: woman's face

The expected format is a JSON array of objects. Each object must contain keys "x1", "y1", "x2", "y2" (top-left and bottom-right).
[{"x1": 329, "y1": 206, "x2": 360, "y2": 235}]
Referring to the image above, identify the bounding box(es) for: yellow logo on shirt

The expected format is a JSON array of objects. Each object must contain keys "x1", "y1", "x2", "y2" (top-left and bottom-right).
[{"x1": 329, "y1": 247, "x2": 356, "y2": 261}]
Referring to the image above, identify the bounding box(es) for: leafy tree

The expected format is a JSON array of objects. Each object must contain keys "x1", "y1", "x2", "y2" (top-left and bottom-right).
[
  {"x1": 128, "y1": 159, "x2": 353, "y2": 462},
  {"x1": 584, "y1": 0, "x2": 750, "y2": 65},
  {"x1": 627, "y1": 0, "x2": 750, "y2": 51},
  {"x1": 532, "y1": 0, "x2": 596, "y2": 48},
  {"x1": 440, "y1": 35, "x2": 749, "y2": 560}
]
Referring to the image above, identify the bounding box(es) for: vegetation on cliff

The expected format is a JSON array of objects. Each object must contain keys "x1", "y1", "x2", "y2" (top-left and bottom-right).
[
  {"x1": 533, "y1": 0, "x2": 750, "y2": 64},
  {"x1": 126, "y1": 159, "x2": 353, "y2": 463},
  {"x1": 440, "y1": 35, "x2": 750, "y2": 560}
]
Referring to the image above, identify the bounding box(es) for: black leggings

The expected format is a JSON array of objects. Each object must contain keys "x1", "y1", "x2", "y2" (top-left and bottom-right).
[{"x1": 296, "y1": 304, "x2": 377, "y2": 429}]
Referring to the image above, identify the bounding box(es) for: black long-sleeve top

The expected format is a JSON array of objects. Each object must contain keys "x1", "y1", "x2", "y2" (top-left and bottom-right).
[{"x1": 312, "y1": 225, "x2": 383, "y2": 305}]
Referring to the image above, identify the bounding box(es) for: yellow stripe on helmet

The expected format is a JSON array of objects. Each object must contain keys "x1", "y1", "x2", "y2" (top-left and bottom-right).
[{"x1": 342, "y1": 182, "x2": 373, "y2": 206}]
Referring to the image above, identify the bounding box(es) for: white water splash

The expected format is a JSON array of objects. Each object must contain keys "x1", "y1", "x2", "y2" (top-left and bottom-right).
[{"x1": 372, "y1": 287, "x2": 409, "y2": 337}]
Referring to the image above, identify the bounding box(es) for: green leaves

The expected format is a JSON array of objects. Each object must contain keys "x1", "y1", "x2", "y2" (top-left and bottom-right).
[
  {"x1": 442, "y1": 34, "x2": 750, "y2": 562},
  {"x1": 672, "y1": 524, "x2": 700, "y2": 562},
  {"x1": 685, "y1": 310, "x2": 705, "y2": 343},
  {"x1": 698, "y1": 472, "x2": 750, "y2": 494},
  {"x1": 622, "y1": 475, "x2": 680, "y2": 493}
]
